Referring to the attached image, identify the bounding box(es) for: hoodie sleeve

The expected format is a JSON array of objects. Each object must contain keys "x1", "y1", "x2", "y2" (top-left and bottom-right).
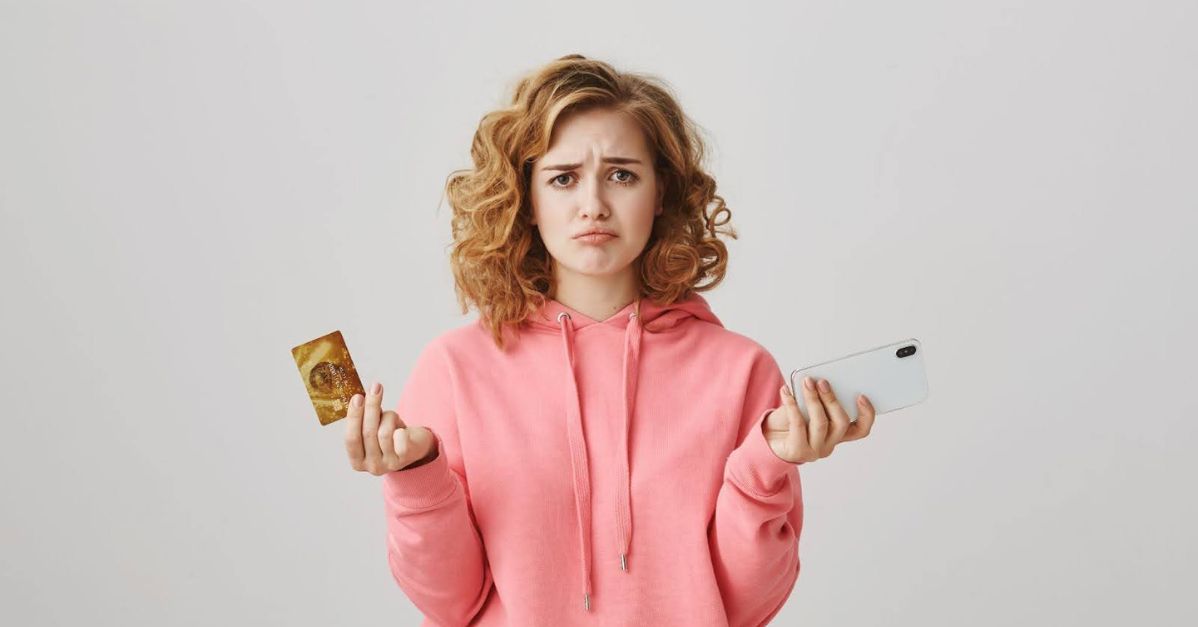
[
  {"x1": 381, "y1": 337, "x2": 493, "y2": 625},
  {"x1": 708, "y1": 345, "x2": 804, "y2": 627}
]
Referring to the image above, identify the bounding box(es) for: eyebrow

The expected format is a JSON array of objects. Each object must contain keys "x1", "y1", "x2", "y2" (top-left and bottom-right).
[{"x1": 539, "y1": 156, "x2": 643, "y2": 171}]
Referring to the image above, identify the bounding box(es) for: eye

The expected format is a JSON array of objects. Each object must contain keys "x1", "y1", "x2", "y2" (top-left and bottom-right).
[{"x1": 548, "y1": 169, "x2": 639, "y2": 189}]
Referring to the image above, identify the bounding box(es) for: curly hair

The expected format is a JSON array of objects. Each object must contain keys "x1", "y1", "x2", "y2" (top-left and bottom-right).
[{"x1": 441, "y1": 54, "x2": 739, "y2": 350}]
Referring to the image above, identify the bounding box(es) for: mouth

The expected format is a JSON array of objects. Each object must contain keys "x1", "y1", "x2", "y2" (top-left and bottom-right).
[
  {"x1": 574, "y1": 230, "x2": 617, "y2": 244},
  {"x1": 573, "y1": 229, "x2": 617, "y2": 239}
]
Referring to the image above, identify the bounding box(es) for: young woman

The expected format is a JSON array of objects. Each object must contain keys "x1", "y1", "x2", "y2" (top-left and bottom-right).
[{"x1": 343, "y1": 54, "x2": 875, "y2": 626}]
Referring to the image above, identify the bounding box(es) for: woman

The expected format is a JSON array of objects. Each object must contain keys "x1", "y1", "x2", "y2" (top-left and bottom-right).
[{"x1": 343, "y1": 54, "x2": 876, "y2": 626}]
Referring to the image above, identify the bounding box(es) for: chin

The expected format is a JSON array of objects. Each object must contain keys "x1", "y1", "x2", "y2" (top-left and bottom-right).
[
  {"x1": 560, "y1": 256, "x2": 634, "y2": 278},
  {"x1": 567, "y1": 264, "x2": 623, "y2": 277}
]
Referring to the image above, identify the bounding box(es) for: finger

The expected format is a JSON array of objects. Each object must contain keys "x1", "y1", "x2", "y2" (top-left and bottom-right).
[
  {"x1": 377, "y1": 411, "x2": 401, "y2": 471},
  {"x1": 842, "y1": 394, "x2": 876, "y2": 442},
  {"x1": 778, "y1": 384, "x2": 809, "y2": 451},
  {"x1": 343, "y1": 393, "x2": 366, "y2": 470},
  {"x1": 815, "y1": 378, "x2": 852, "y2": 454},
  {"x1": 393, "y1": 425, "x2": 412, "y2": 466},
  {"x1": 782, "y1": 384, "x2": 821, "y2": 463},
  {"x1": 399, "y1": 425, "x2": 437, "y2": 469},
  {"x1": 800, "y1": 377, "x2": 828, "y2": 454},
  {"x1": 767, "y1": 384, "x2": 801, "y2": 432},
  {"x1": 361, "y1": 381, "x2": 384, "y2": 471}
]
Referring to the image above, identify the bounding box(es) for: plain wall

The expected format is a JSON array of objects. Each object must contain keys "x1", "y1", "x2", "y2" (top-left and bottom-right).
[{"x1": 2, "y1": 0, "x2": 1194, "y2": 625}]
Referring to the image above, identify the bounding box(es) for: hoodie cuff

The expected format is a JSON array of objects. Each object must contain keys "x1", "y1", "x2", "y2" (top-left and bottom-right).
[
  {"x1": 381, "y1": 431, "x2": 459, "y2": 510},
  {"x1": 726, "y1": 407, "x2": 798, "y2": 497}
]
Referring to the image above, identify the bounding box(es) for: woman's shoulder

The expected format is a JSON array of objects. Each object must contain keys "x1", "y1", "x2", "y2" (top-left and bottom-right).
[
  {"x1": 689, "y1": 321, "x2": 777, "y2": 361},
  {"x1": 419, "y1": 319, "x2": 490, "y2": 353},
  {"x1": 417, "y1": 318, "x2": 511, "y2": 360}
]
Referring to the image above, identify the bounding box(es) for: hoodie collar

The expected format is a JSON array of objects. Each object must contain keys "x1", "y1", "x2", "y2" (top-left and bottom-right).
[
  {"x1": 526, "y1": 291, "x2": 722, "y2": 334},
  {"x1": 523, "y1": 292, "x2": 723, "y2": 612}
]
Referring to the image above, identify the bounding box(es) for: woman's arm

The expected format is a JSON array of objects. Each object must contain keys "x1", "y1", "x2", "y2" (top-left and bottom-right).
[
  {"x1": 382, "y1": 338, "x2": 493, "y2": 625},
  {"x1": 708, "y1": 346, "x2": 804, "y2": 627}
]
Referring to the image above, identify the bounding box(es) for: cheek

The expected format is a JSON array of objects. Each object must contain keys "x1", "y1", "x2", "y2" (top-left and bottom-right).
[
  {"x1": 631, "y1": 201, "x2": 659, "y2": 237},
  {"x1": 530, "y1": 190, "x2": 555, "y2": 227},
  {"x1": 531, "y1": 201, "x2": 571, "y2": 244}
]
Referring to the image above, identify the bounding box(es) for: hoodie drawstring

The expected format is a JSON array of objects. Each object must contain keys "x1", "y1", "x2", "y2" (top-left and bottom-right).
[{"x1": 556, "y1": 303, "x2": 643, "y2": 612}]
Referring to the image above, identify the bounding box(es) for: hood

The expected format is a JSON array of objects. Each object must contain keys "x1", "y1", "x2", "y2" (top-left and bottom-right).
[{"x1": 522, "y1": 292, "x2": 723, "y2": 611}]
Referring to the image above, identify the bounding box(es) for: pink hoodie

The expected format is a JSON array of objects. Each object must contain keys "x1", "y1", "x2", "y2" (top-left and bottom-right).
[{"x1": 382, "y1": 292, "x2": 803, "y2": 626}]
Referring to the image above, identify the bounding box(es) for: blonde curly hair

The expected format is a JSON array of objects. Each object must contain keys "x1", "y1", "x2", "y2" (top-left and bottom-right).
[{"x1": 442, "y1": 54, "x2": 739, "y2": 350}]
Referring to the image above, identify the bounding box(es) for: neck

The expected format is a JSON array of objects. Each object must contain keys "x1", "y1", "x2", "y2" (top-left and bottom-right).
[{"x1": 549, "y1": 262, "x2": 641, "y2": 323}]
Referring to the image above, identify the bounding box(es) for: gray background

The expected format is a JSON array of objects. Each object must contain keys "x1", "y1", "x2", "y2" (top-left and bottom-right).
[{"x1": 2, "y1": 1, "x2": 1194, "y2": 625}]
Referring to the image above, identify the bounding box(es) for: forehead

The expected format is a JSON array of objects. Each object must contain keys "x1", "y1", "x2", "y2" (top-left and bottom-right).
[{"x1": 538, "y1": 108, "x2": 649, "y2": 164}]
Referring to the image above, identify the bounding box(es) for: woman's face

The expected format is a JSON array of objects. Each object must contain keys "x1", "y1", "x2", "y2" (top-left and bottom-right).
[{"x1": 529, "y1": 107, "x2": 663, "y2": 284}]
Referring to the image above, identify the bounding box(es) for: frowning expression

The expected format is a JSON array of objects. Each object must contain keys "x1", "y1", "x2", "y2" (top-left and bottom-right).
[{"x1": 529, "y1": 107, "x2": 663, "y2": 279}]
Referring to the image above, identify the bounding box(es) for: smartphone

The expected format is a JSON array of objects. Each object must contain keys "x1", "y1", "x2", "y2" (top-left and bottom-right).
[{"x1": 788, "y1": 338, "x2": 929, "y2": 421}]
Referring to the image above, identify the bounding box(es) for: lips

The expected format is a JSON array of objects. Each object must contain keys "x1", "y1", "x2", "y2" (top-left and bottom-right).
[
  {"x1": 573, "y1": 229, "x2": 617, "y2": 239},
  {"x1": 576, "y1": 232, "x2": 616, "y2": 243}
]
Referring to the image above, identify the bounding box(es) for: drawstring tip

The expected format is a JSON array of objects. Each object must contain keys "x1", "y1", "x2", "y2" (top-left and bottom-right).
[
  {"x1": 620, "y1": 552, "x2": 628, "y2": 572},
  {"x1": 584, "y1": 593, "x2": 591, "y2": 611}
]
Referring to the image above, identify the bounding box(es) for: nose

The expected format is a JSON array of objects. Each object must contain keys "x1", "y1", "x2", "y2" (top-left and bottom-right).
[{"x1": 578, "y1": 173, "x2": 610, "y2": 220}]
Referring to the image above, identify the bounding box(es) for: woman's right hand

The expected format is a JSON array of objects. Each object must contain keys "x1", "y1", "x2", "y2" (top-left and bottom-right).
[{"x1": 345, "y1": 382, "x2": 439, "y2": 475}]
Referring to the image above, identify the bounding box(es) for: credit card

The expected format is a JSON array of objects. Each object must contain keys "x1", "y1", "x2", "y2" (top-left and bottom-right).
[{"x1": 291, "y1": 330, "x2": 366, "y2": 426}]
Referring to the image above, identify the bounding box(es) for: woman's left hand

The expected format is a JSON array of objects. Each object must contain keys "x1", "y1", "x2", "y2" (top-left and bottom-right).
[{"x1": 763, "y1": 377, "x2": 876, "y2": 464}]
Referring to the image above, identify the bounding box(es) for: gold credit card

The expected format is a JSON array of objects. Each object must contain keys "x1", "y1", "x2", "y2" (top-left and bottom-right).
[{"x1": 291, "y1": 330, "x2": 366, "y2": 426}]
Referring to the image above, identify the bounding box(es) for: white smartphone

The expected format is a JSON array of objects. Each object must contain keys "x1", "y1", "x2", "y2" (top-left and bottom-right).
[{"x1": 788, "y1": 338, "x2": 930, "y2": 421}]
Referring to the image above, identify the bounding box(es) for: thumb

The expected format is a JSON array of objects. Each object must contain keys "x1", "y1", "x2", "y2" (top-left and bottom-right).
[
  {"x1": 780, "y1": 383, "x2": 799, "y2": 408},
  {"x1": 765, "y1": 384, "x2": 797, "y2": 431},
  {"x1": 396, "y1": 425, "x2": 437, "y2": 465}
]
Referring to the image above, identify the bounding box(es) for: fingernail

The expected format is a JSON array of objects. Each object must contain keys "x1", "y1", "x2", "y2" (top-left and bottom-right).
[
  {"x1": 818, "y1": 379, "x2": 830, "y2": 393},
  {"x1": 352, "y1": 394, "x2": 363, "y2": 408},
  {"x1": 782, "y1": 384, "x2": 792, "y2": 397},
  {"x1": 370, "y1": 382, "x2": 381, "y2": 395},
  {"x1": 804, "y1": 377, "x2": 815, "y2": 391}
]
